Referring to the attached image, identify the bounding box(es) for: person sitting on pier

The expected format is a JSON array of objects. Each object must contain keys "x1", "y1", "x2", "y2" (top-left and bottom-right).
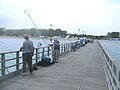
[{"x1": 20, "y1": 34, "x2": 34, "y2": 75}]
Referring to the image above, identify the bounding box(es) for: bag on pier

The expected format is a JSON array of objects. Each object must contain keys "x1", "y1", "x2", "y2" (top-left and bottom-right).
[
  {"x1": 33, "y1": 65, "x2": 38, "y2": 70},
  {"x1": 37, "y1": 55, "x2": 55, "y2": 66}
]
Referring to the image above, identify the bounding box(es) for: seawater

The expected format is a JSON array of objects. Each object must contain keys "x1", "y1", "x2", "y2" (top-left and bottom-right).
[
  {"x1": 99, "y1": 40, "x2": 120, "y2": 62},
  {"x1": 0, "y1": 37, "x2": 74, "y2": 53},
  {"x1": 0, "y1": 37, "x2": 76, "y2": 75}
]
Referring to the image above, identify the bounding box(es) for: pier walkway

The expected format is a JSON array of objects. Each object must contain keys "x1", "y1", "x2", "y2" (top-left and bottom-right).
[{"x1": 0, "y1": 42, "x2": 108, "y2": 90}]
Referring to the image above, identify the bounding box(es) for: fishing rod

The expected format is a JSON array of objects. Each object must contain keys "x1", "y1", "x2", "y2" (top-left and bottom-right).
[
  {"x1": 55, "y1": 29, "x2": 74, "y2": 45},
  {"x1": 24, "y1": 10, "x2": 48, "y2": 46},
  {"x1": 53, "y1": 26, "x2": 74, "y2": 44},
  {"x1": 48, "y1": 24, "x2": 67, "y2": 44},
  {"x1": 24, "y1": 10, "x2": 39, "y2": 36},
  {"x1": 55, "y1": 30, "x2": 67, "y2": 43}
]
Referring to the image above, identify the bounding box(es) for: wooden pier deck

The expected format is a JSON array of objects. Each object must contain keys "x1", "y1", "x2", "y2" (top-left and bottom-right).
[{"x1": 0, "y1": 42, "x2": 108, "y2": 90}]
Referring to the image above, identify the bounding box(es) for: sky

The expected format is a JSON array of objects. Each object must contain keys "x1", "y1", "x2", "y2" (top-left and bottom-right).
[{"x1": 0, "y1": 0, "x2": 120, "y2": 35}]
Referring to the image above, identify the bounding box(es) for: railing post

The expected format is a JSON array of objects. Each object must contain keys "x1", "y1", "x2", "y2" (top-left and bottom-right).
[
  {"x1": 61, "y1": 44, "x2": 63, "y2": 54},
  {"x1": 64, "y1": 44, "x2": 66, "y2": 52},
  {"x1": 69, "y1": 43, "x2": 71, "y2": 52},
  {"x1": 47, "y1": 46, "x2": 50, "y2": 56},
  {"x1": 70, "y1": 43, "x2": 72, "y2": 51},
  {"x1": 1, "y1": 53, "x2": 5, "y2": 76},
  {"x1": 65, "y1": 43, "x2": 67, "y2": 52},
  {"x1": 59, "y1": 45, "x2": 61, "y2": 55},
  {"x1": 16, "y1": 51, "x2": 19, "y2": 71},
  {"x1": 42, "y1": 47, "x2": 45, "y2": 57},
  {"x1": 64, "y1": 44, "x2": 66, "y2": 53},
  {"x1": 66, "y1": 43, "x2": 68, "y2": 52},
  {"x1": 36, "y1": 48, "x2": 38, "y2": 63}
]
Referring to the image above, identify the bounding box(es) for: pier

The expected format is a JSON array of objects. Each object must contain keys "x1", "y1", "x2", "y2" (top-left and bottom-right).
[{"x1": 0, "y1": 42, "x2": 108, "y2": 90}]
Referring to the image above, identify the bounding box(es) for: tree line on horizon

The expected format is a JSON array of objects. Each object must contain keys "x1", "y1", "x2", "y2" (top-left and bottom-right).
[
  {"x1": 106, "y1": 32, "x2": 120, "y2": 39},
  {"x1": 0, "y1": 28, "x2": 119, "y2": 39},
  {"x1": 0, "y1": 28, "x2": 67, "y2": 37}
]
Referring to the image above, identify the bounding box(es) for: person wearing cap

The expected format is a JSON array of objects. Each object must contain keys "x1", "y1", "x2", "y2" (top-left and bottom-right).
[
  {"x1": 53, "y1": 38, "x2": 60, "y2": 63},
  {"x1": 20, "y1": 34, "x2": 34, "y2": 74}
]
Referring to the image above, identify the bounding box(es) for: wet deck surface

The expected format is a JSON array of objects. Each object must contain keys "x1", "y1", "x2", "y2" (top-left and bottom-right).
[{"x1": 0, "y1": 42, "x2": 108, "y2": 90}]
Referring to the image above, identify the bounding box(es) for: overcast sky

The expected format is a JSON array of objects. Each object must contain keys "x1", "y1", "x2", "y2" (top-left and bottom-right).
[{"x1": 0, "y1": 0, "x2": 120, "y2": 35}]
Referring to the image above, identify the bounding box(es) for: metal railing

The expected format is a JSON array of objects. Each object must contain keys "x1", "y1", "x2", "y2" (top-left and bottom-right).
[
  {"x1": 0, "y1": 42, "x2": 73, "y2": 82},
  {"x1": 98, "y1": 41, "x2": 120, "y2": 90}
]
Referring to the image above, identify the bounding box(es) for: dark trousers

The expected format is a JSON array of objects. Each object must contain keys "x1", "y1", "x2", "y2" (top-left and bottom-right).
[
  {"x1": 22, "y1": 53, "x2": 33, "y2": 73},
  {"x1": 54, "y1": 50, "x2": 60, "y2": 62}
]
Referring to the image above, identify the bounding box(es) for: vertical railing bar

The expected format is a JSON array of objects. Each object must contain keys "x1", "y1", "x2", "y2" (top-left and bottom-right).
[
  {"x1": 1, "y1": 53, "x2": 5, "y2": 76},
  {"x1": 47, "y1": 46, "x2": 50, "y2": 56},
  {"x1": 62, "y1": 44, "x2": 63, "y2": 54},
  {"x1": 36, "y1": 48, "x2": 38, "y2": 63},
  {"x1": 66, "y1": 43, "x2": 68, "y2": 52},
  {"x1": 64, "y1": 44, "x2": 66, "y2": 52},
  {"x1": 42, "y1": 47, "x2": 45, "y2": 57},
  {"x1": 63, "y1": 44, "x2": 65, "y2": 53},
  {"x1": 65, "y1": 43, "x2": 67, "y2": 52},
  {"x1": 16, "y1": 51, "x2": 19, "y2": 71}
]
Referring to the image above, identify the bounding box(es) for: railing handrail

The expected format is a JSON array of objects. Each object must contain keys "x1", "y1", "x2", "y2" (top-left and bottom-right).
[
  {"x1": 0, "y1": 42, "x2": 73, "y2": 82},
  {"x1": 97, "y1": 41, "x2": 120, "y2": 90}
]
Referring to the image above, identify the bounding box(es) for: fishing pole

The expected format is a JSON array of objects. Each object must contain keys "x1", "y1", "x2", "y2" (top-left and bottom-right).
[
  {"x1": 48, "y1": 24, "x2": 67, "y2": 44},
  {"x1": 54, "y1": 26, "x2": 73, "y2": 44},
  {"x1": 56, "y1": 30, "x2": 67, "y2": 43},
  {"x1": 55, "y1": 28, "x2": 74, "y2": 44},
  {"x1": 24, "y1": 10, "x2": 39, "y2": 36},
  {"x1": 24, "y1": 10, "x2": 48, "y2": 46}
]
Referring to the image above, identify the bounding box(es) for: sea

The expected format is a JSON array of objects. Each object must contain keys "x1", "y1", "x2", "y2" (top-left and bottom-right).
[
  {"x1": 0, "y1": 37, "x2": 120, "y2": 75},
  {"x1": 0, "y1": 36, "x2": 77, "y2": 74},
  {"x1": 0, "y1": 38, "x2": 120, "y2": 62},
  {"x1": 99, "y1": 40, "x2": 120, "y2": 62},
  {"x1": 0, "y1": 36, "x2": 75, "y2": 53}
]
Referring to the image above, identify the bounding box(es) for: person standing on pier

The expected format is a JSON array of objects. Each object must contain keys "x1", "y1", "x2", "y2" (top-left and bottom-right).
[
  {"x1": 20, "y1": 34, "x2": 34, "y2": 74},
  {"x1": 53, "y1": 38, "x2": 60, "y2": 63},
  {"x1": 48, "y1": 38, "x2": 55, "y2": 62}
]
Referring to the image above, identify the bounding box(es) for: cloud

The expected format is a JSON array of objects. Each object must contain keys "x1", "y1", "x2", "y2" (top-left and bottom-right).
[{"x1": 0, "y1": 0, "x2": 120, "y2": 35}]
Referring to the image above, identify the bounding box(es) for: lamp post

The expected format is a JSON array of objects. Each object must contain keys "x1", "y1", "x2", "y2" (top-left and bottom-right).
[
  {"x1": 86, "y1": 31, "x2": 87, "y2": 35},
  {"x1": 50, "y1": 24, "x2": 53, "y2": 29},
  {"x1": 78, "y1": 28, "x2": 80, "y2": 35}
]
